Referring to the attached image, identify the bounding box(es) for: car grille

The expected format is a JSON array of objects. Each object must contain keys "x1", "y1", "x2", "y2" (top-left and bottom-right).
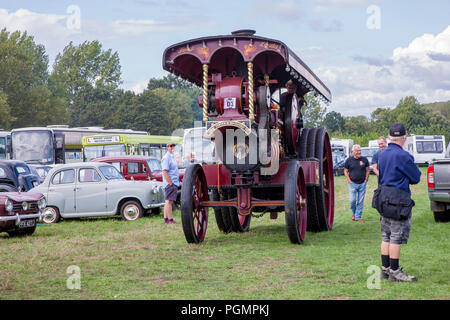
[{"x1": 12, "y1": 202, "x2": 39, "y2": 213}]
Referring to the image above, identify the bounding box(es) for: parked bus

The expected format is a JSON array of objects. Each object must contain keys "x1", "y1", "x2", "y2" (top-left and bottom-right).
[
  {"x1": 0, "y1": 131, "x2": 11, "y2": 159},
  {"x1": 404, "y1": 135, "x2": 446, "y2": 164},
  {"x1": 82, "y1": 133, "x2": 183, "y2": 164},
  {"x1": 11, "y1": 126, "x2": 147, "y2": 165},
  {"x1": 182, "y1": 127, "x2": 217, "y2": 166}
]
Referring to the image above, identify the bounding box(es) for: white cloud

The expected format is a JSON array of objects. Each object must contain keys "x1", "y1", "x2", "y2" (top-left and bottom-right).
[
  {"x1": 321, "y1": 26, "x2": 450, "y2": 116},
  {"x1": 0, "y1": 8, "x2": 185, "y2": 58},
  {"x1": 129, "y1": 80, "x2": 149, "y2": 94}
]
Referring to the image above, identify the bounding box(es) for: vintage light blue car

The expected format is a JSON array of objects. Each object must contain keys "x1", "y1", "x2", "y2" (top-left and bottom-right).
[{"x1": 29, "y1": 162, "x2": 165, "y2": 223}]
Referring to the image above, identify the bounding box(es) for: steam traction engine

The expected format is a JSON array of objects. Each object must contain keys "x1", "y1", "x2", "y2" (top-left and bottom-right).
[{"x1": 163, "y1": 30, "x2": 334, "y2": 244}]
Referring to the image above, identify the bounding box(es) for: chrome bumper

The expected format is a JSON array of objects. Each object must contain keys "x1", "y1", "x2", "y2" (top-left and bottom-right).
[
  {"x1": 0, "y1": 211, "x2": 47, "y2": 225},
  {"x1": 145, "y1": 202, "x2": 165, "y2": 209}
]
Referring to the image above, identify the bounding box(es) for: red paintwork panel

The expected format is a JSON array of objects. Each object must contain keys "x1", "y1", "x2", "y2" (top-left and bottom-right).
[{"x1": 203, "y1": 160, "x2": 318, "y2": 188}]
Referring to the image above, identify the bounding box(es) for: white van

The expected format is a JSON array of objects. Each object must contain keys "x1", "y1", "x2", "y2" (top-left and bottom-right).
[
  {"x1": 330, "y1": 138, "x2": 354, "y2": 158},
  {"x1": 403, "y1": 135, "x2": 446, "y2": 164}
]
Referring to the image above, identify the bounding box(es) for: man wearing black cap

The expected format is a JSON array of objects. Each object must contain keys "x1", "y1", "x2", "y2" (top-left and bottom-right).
[{"x1": 376, "y1": 123, "x2": 421, "y2": 282}]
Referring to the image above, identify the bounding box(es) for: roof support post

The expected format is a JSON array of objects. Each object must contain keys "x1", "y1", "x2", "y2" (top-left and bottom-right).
[
  {"x1": 248, "y1": 62, "x2": 254, "y2": 121},
  {"x1": 202, "y1": 63, "x2": 209, "y2": 122}
]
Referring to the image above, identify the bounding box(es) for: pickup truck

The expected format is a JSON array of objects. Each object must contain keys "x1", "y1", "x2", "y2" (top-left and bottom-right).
[{"x1": 427, "y1": 159, "x2": 450, "y2": 222}]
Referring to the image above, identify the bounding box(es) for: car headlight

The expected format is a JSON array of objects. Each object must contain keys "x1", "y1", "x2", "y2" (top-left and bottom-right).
[
  {"x1": 5, "y1": 199, "x2": 13, "y2": 213},
  {"x1": 38, "y1": 197, "x2": 47, "y2": 210}
]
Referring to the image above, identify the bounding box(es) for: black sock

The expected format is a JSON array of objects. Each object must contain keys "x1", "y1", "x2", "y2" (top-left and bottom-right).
[
  {"x1": 390, "y1": 258, "x2": 399, "y2": 271},
  {"x1": 381, "y1": 255, "x2": 390, "y2": 268}
]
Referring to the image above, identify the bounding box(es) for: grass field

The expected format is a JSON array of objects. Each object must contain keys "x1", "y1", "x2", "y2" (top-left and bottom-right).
[{"x1": 1, "y1": 168, "x2": 449, "y2": 300}]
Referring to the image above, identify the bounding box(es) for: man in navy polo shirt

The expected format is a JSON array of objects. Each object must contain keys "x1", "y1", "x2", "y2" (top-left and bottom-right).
[
  {"x1": 378, "y1": 123, "x2": 421, "y2": 282},
  {"x1": 344, "y1": 144, "x2": 370, "y2": 222}
]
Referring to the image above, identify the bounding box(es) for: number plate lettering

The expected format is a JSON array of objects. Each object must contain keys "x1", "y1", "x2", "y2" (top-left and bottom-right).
[{"x1": 224, "y1": 97, "x2": 236, "y2": 109}]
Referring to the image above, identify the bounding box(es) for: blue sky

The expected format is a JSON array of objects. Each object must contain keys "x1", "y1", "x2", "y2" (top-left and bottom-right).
[{"x1": 1, "y1": 0, "x2": 450, "y2": 116}]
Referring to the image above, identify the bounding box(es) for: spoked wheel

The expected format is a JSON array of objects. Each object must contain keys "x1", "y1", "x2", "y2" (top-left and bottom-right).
[
  {"x1": 211, "y1": 189, "x2": 232, "y2": 233},
  {"x1": 314, "y1": 127, "x2": 335, "y2": 231},
  {"x1": 228, "y1": 189, "x2": 251, "y2": 233},
  {"x1": 181, "y1": 164, "x2": 209, "y2": 243},
  {"x1": 304, "y1": 127, "x2": 321, "y2": 232},
  {"x1": 284, "y1": 160, "x2": 308, "y2": 244}
]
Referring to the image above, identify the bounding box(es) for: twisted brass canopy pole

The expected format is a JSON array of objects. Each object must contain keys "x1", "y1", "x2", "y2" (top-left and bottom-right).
[
  {"x1": 248, "y1": 62, "x2": 254, "y2": 121},
  {"x1": 202, "y1": 63, "x2": 209, "y2": 122}
]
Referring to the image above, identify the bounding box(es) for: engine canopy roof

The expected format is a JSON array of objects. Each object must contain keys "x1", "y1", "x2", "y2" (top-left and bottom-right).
[{"x1": 162, "y1": 30, "x2": 331, "y2": 102}]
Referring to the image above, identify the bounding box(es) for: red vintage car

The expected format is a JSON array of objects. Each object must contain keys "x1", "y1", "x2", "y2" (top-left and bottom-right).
[
  {"x1": 0, "y1": 192, "x2": 47, "y2": 236},
  {"x1": 92, "y1": 155, "x2": 184, "y2": 183}
]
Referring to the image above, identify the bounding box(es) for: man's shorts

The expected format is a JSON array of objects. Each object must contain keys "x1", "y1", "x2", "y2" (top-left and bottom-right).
[
  {"x1": 381, "y1": 216, "x2": 411, "y2": 245},
  {"x1": 165, "y1": 184, "x2": 178, "y2": 201}
]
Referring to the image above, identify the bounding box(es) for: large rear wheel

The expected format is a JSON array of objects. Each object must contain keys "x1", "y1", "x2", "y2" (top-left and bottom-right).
[
  {"x1": 284, "y1": 160, "x2": 308, "y2": 244},
  {"x1": 181, "y1": 164, "x2": 209, "y2": 243},
  {"x1": 314, "y1": 127, "x2": 335, "y2": 231},
  {"x1": 304, "y1": 127, "x2": 321, "y2": 232}
]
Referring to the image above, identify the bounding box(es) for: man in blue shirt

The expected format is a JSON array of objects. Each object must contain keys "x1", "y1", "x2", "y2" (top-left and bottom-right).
[
  {"x1": 371, "y1": 136, "x2": 388, "y2": 177},
  {"x1": 378, "y1": 123, "x2": 421, "y2": 282},
  {"x1": 161, "y1": 141, "x2": 180, "y2": 224}
]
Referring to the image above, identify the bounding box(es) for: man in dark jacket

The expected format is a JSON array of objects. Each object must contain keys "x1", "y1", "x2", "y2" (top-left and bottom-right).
[{"x1": 378, "y1": 123, "x2": 421, "y2": 282}]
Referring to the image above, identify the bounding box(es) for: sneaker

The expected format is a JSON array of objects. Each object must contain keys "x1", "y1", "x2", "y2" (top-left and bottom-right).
[
  {"x1": 388, "y1": 267, "x2": 418, "y2": 282},
  {"x1": 355, "y1": 219, "x2": 365, "y2": 223},
  {"x1": 380, "y1": 266, "x2": 390, "y2": 279},
  {"x1": 168, "y1": 219, "x2": 176, "y2": 224},
  {"x1": 351, "y1": 214, "x2": 355, "y2": 221}
]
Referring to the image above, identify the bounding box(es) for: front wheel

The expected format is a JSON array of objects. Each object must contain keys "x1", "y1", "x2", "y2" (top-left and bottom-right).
[
  {"x1": 7, "y1": 225, "x2": 36, "y2": 237},
  {"x1": 120, "y1": 200, "x2": 143, "y2": 221},
  {"x1": 42, "y1": 206, "x2": 60, "y2": 224},
  {"x1": 180, "y1": 164, "x2": 209, "y2": 243},
  {"x1": 284, "y1": 160, "x2": 308, "y2": 244}
]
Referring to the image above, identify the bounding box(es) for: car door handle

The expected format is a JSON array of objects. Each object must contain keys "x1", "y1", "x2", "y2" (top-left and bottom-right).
[
  {"x1": 74, "y1": 187, "x2": 80, "y2": 191},
  {"x1": 49, "y1": 188, "x2": 55, "y2": 192}
]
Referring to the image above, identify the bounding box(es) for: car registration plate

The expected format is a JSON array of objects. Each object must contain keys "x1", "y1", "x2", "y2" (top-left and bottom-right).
[{"x1": 19, "y1": 219, "x2": 36, "y2": 228}]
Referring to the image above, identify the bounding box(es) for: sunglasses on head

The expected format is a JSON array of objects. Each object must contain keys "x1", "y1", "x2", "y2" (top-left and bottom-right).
[{"x1": 168, "y1": 144, "x2": 175, "y2": 147}]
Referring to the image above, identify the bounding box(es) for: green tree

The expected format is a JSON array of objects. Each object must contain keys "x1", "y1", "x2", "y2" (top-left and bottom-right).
[
  {"x1": 148, "y1": 74, "x2": 202, "y2": 123},
  {"x1": 323, "y1": 111, "x2": 345, "y2": 133},
  {"x1": 0, "y1": 29, "x2": 62, "y2": 127},
  {"x1": 0, "y1": 90, "x2": 15, "y2": 129},
  {"x1": 303, "y1": 92, "x2": 327, "y2": 127},
  {"x1": 50, "y1": 40, "x2": 121, "y2": 127}
]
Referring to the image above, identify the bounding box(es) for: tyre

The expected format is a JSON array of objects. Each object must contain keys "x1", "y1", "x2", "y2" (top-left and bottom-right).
[
  {"x1": 180, "y1": 164, "x2": 209, "y2": 243},
  {"x1": 120, "y1": 200, "x2": 143, "y2": 221},
  {"x1": 304, "y1": 128, "x2": 321, "y2": 232},
  {"x1": 227, "y1": 189, "x2": 251, "y2": 233},
  {"x1": 284, "y1": 160, "x2": 308, "y2": 244},
  {"x1": 211, "y1": 189, "x2": 228, "y2": 232},
  {"x1": 151, "y1": 207, "x2": 161, "y2": 215},
  {"x1": 313, "y1": 127, "x2": 335, "y2": 231},
  {"x1": 7, "y1": 225, "x2": 36, "y2": 237},
  {"x1": 0, "y1": 184, "x2": 16, "y2": 192},
  {"x1": 298, "y1": 128, "x2": 310, "y2": 159},
  {"x1": 433, "y1": 211, "x2": 450, "y2": 223},
  {"x1": 42, "y1": 206, "x2": 60, "y2": 224}
]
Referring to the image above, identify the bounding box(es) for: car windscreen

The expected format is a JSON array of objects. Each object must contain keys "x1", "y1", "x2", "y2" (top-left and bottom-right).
[
  {"x1": 361, "y1": 148, "x2": 379, "y2": 157},
  {"x1": 147, "y1": 159, "x2": 162, "y2": 172},
  {"x1": 99, "y1": 165, "x2": 124, "y2": 180},
  {"x1": 12, "y1": 130, "x2": 54, "y2": 164}
]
